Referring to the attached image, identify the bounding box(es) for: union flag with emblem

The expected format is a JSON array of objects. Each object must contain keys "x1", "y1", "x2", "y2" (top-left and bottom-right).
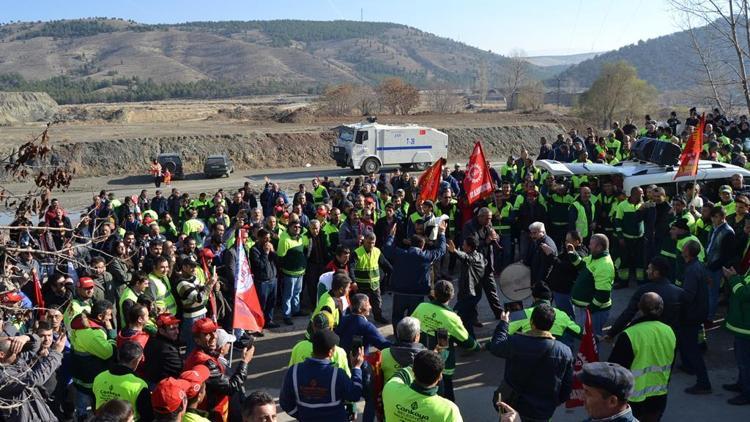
[
  {"x1": 566, "y1": 308, "x2": 599, "y2": 408},
  {"x1": 463, "y1": 140, "x2": 495, "y2": 204},
  {"x1": 233, "y1": 235, "x2": 265, "y2": 332}
]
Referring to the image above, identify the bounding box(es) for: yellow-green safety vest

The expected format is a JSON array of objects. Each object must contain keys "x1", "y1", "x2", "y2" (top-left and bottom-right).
[
  {"x1": 93, "y1": 370, "x2": 148, "y2": 420},
  {"x1": 624, "y1": 320, "x2": 675, "y2": 403},
  {"x1": 572, "y1": 201, "x2": 596, "y2": 239},
  {"x1": 148, "y1": 273, "x2": 177, "y2": 316},
  {"x1": 353, "y1": 246, "x2": 381, "y2": 288}
]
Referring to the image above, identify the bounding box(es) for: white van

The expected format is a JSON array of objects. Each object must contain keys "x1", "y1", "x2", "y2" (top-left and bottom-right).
[
  {"x1": 536, "y1": 159, "x2": 750, "y2": 197},
  {"x1": 331, "y1": 119, "x2": 449, "y2": 174}
]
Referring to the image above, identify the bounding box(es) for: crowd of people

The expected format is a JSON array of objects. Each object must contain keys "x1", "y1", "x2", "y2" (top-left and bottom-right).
[{"x1": 0, "y1": 108, "x2": 749, "y2": 422}]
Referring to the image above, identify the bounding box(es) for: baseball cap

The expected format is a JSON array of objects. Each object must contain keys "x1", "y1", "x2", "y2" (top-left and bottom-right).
[
  {"x1": 365, "y1": 197, "x2": 375, "y2": 204},
  {"x1": 78, "y1": 277, "x2": 95, "y2": 289},
  {"x1": 0, "y1": 291, "x2": 24, "y2": 304},
  {"x1": 216, "y1": 328, "x2": 237, "y2": 349},
  {"x1": 311, "y1": 329, "x2": 340, "y2": 353},
  {"x1": 671, "y1": 218, "x2": 690, "y2": 231},
  {"x1": 192, "y1": 317, "x2": 218, "y2": 335},
  {"x1": 151, "y1": 377, "x2": 191, "y2": 414},
  {"x1": 579, "y1": 362, "x2": 634, "y2": 401},
  {"x1": 720, "y1": 185, "x2": 733, "y2": 194},
  {"x1": 156, "y1": 313, "x2": 181, "y2": 327},
  {"x1": 180, "y1": 365, "x2": 210, "y2": 399}
]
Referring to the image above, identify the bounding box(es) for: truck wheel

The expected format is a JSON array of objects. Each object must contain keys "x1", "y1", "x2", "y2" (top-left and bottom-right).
[
  {"x1": 414, "y1": 162, "x2": 429, "y2": 171},
  {"x1": 361, "y1": 158, "x2": 380, "y2": 174}
]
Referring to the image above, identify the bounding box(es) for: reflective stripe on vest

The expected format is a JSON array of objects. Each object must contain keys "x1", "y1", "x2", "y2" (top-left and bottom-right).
[
  {"x1": 353, "y1": 246, "x2": 381, "y2": 286},
  {"x1": 624, "y1": 320, "x2": 675, "y2": 402}
]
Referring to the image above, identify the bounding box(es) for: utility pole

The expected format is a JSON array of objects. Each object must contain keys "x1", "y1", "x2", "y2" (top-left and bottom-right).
[{"x1": 361, "y1": 8, "x2": 363, "y2": 22}]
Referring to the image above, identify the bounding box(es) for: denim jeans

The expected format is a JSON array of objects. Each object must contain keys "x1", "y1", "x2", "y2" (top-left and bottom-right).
[
  {"x1": 181, "y1": 314, "x2": 205, "y2": 355},
  {"x1": 74, "y1": 387, "x2": 94, "y2": 420},
  {"x1": 575, "y1": 307, "x2": 609, "y2": 338},
  {"x1": 257, "y1": 278, "x2": 277, "y2": 323},
  {"x1": 678, "y1": 324, "x2": 711, "y2": 388},
  {"x1": 707, "y1": 269, "x2": 723, "y2": 320},
  {"x1": 282, "y1": 275, "x2": 304, "y2": 318},
  {"x1": 553, "y1": 291, "x2": 575, "y2": 319},
  {"x1": 735, "y1": 336, "x2": 750, "y2": 399}
]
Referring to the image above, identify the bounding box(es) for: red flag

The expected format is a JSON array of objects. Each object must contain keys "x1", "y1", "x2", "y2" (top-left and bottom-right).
[
  {"x1": 232, "y1": 242, "x2": 265, "y2": 332},
  {"x1": 32, "y1": 270, "x2": 45, "y2": 319},
  {"x1": 463, "y1": 141, "x2": 495, "y2": 204},
  {"x1": 674, "y1": 113, "x2": 705, "y2": 179},
  {"x1": 417, "y1": 158, "x2": 446, "y2": 202},
  {"x1": 566, "y1": 309, "x2": 599, "y2": 408}
]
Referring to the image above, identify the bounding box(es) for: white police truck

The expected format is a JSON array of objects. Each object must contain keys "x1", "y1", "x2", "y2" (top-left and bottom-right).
[{"x1": 331, "y1": 118, "x2": 449, "y2": 174}]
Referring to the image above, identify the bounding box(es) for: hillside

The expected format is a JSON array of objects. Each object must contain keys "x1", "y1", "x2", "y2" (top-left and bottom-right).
[
  {"x1": 0, "y1": 18, "x2": 549, "y2": 103},
  {"x1": 555, "y1": 23, "x2": 725, "y2": 91},
  {"x1": 525, "y1": 52, "x2": 601, "y2": 67}
]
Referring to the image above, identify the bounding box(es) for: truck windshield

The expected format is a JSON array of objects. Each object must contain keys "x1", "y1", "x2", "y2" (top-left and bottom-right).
[{"x1": 338, "y1": 128, "x2": 354, "y2": 142}]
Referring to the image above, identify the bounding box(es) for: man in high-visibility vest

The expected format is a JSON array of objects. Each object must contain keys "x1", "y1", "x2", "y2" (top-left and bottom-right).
[
  {"x1": 571, "y1": 233, "x2": 616, "y2": 338},
  {"x1": 92, "y1": 341, "x2": 152, "y2": 421},
  {"x1": 546, "y1": 182, "x2": 575, "y2": 248},
  {"x1": 411, "y1": 280, "x2": 480, "y2": 401},
  {"x1": 382, "y1": 350, "x2": 463, "y2": 422},
  {"x1": 143, "y1": 256, "x2": 177, "y2": 317},
  {"x1": 351, "y1": 232, "x2": 392, "y2": 324},
  {"x1": 64, "y1": 277, "x2": 95, "y2": 332},
  {"x1": 722, "y1": 265, "x2": 750, "y2": 405},
  {"x1": 312, "y1": 271, "x2": 351, "y2": 327},
  {"x1": 311, "y1": 177, "x2": 329, "y2": 206},
  {"x1": 118, "y1": 272, "x2": 151, "y2": 330},
  {"x1": 614, "y1": 187, "x2": 646, "y2": 289},
  {"x1": 380, "y1": 316, "x2": 426, "y2": 382},
  {"x1": 569, "y1": 186, "x2": 597, "y2": 244},
  {"x1": 609, "y1": 292, "x2": 676, "y2": 421},
  {"x1": 508, "y1": 283, "x2": 581, "y2": 349},
  {"x1": 70, "y1": 300, "x2": 117, "y2": 420}
]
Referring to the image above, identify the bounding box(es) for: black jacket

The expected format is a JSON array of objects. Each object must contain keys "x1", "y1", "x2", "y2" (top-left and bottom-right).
[
  {"x1": 488, "y1": 321, "x2": 574, "y2": 420},
  {"x1": 524, "y1": 235, "x2": 557, "y2": 285},
  {"x1": 609, "y1": 278, "x2": 684, "y2": 336},
  {"x1": 547, "y1": 245, "x2": 588, "y2": 294},
  {"x1": 249, "y1": 244, "x2": 277, "y2": 282},
  {"x1": 680, "y1": 259, "x2": 710, "y2": 325},
  {"x1": 143, "y1": 334, "x2": 183, "y2": 384}
]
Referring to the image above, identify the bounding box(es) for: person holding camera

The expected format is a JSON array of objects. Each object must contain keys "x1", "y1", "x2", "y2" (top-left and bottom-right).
[
  {"x1": 487, "y1": 303, "x2": 574, "y2": 422},
  {"x1": 183, "y1": 317, "x2": 255, "y2": 422}
]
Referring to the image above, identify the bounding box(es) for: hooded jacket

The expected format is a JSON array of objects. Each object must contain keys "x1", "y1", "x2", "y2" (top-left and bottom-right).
[{"x1": 380, "y1": 341, "x2": 426, "y2": 381}]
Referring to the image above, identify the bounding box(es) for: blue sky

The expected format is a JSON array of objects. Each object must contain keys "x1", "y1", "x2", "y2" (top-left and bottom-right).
[{"x1": 2, "y1": 0, "x2": 680, "y2": 56}]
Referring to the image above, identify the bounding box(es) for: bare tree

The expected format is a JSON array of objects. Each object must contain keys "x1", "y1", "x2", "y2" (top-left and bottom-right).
[
  {"x1": 427, "y1": 83, "x2": 462, "y2": 113},
  {"x1": 352, "y1": 84, "x2": 377, "y2": 116},
  {"x1": 477, "y1": 60, "x2": 488, "y2": 106},
  {"x1": 516, "y1": 80, "x2": 546, "y2": 112},
  {"x1": 671, "y1": 0, "x2": 750, "y2": 114},
  {"x1": 503, "y1": 49, "x2": 528, "y2": 110}
]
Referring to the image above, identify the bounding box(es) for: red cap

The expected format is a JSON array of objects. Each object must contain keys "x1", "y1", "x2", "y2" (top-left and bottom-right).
[
  {"x1": 191, "y1": 317, "x2": 218, "y2": 334},
  {"x1": 156, "y1": 313, "x2": 181, "y2": 327},
  {"x1": 200, "y1": 248, "x2": 215, "y2": 259},
  {"x1": 78, "y1": 277, "x2": 95, "y2": 289},
  {"x1": 143, "y1": 216, "x2": 155, "y2": 225},
  {"x1": 316, "y1": 208, "x2": 328, "y2": 217},
  {"x1": 365, "y1": 197, "x2": 375, "y2": 204},
  {"x1": 180, "y1": 365, "x2": 210, "y2": 399},
  {"x1": 151, "y1": 377, "x2": 190, "y2": 414},
  {"x1": 274, "y1": 205, "x2": 284, "y2": 214},
  {"x1": 0, "y1": 291, "x2": 23, "y2": 303}
]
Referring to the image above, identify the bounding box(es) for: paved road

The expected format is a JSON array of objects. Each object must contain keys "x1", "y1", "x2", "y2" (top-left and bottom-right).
[
  {"x1": 241, "y1": 279, "x2": 745, "y2": 422},
  {"x1": 3, "y1": 165, "x2": 746, "y2": 420}
]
